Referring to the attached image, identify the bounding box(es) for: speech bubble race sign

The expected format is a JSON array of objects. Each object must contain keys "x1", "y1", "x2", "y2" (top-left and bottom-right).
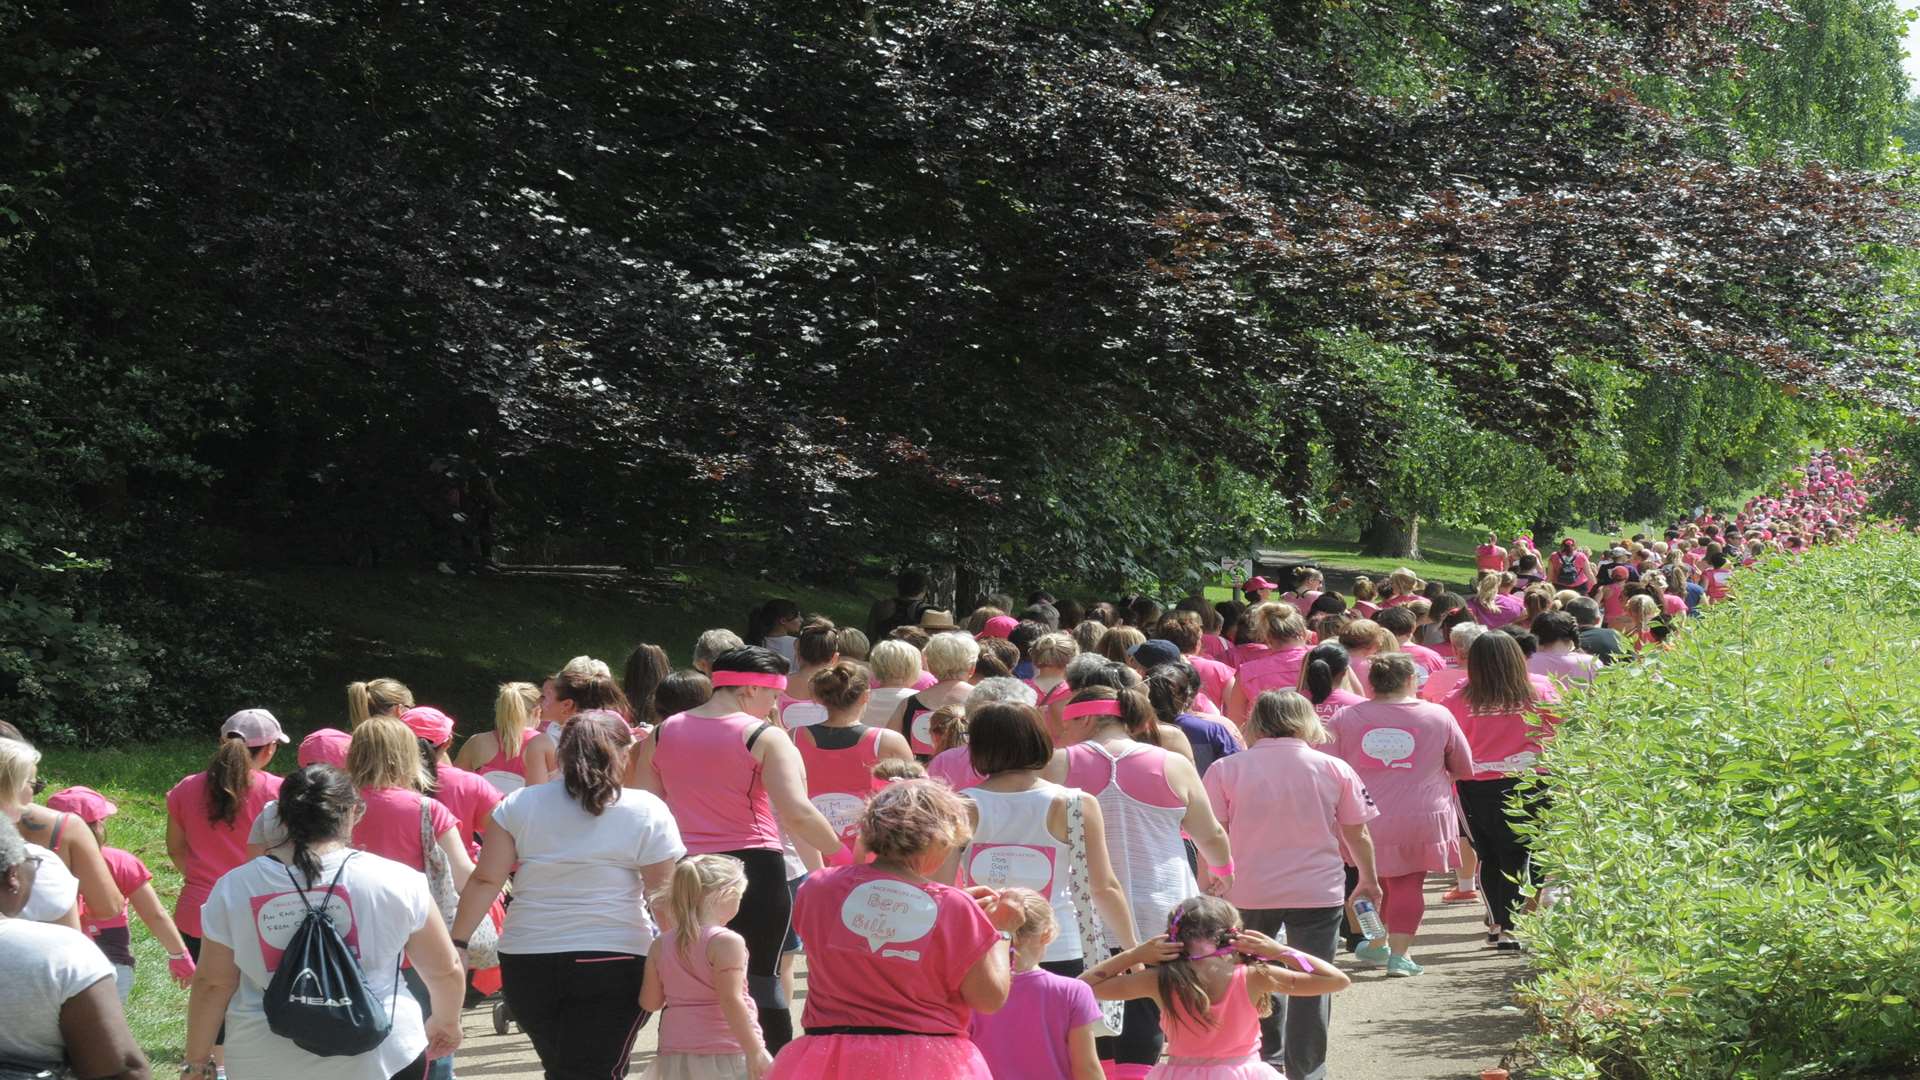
[
  {"x1": 1360, "y1": 727, "x2": 1417, "y2": 769},
  {"x1": 781, "y1": 702, "x2": 829, "y2": 730},
  {"x1": 967, "y1": 843, "x2": 1057, "y2": 897},
  {"x1": 811, "y1": 792, "x2": 867, "y2": 835},
  {"x1": 910, "y1": 711, "x2": 934, "y2": 748},
  {"x1": 840, "y1": 879, "x2": 939, "y2": 953}
]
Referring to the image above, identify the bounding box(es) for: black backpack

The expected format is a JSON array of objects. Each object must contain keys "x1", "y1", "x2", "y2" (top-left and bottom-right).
[
  {"x1": 1553, "y1": 553, "x2": 1581, "y2": 587},
  {"x1": 263, "y1": 853, "x2": 400, "y2": 1057}
]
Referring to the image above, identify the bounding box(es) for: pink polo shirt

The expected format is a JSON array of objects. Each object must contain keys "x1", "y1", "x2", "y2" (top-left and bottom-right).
[
  {"x1": 1203, "y1": 738, "x2": 1377, "y2": 909},
  {"x1": 166, "y1": 769, "x2": 284, "y2": 937},
  {"x1": 1441, "y1": 676, "x2": 1561, "y2": 781},
  {"x1": 926, "y1": 747, "x2": 986, "y2": 792}
]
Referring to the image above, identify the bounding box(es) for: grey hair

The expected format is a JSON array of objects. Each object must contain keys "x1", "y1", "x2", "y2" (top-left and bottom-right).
[
  {"x1": 1064, "y1": 654, "x2": 1121, "y2": 691},
  {"x1": 693, "y1": 629, "x2": 747, "y2": 668},
  {"x1": 965, "y1": 677, "x2": 1037, "y2": 714},
  {"x1": 1449, "y1": 621, "x2": 1488, "y2": 653},
  {"x1": 0, "y1": 815, "x2": 25, "y2": 875}
]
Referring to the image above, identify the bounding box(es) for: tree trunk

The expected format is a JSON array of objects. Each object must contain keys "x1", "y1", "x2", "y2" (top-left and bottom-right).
[
  {"x1": 955, "y1": 564, "x2": 998, "y2": 615},
  {"x1": 1358, "y1": 511, "x2": 1421, "y2": 559},
  {"x1": 929, "y1": 562, "x2": 958, "y2": 613}
]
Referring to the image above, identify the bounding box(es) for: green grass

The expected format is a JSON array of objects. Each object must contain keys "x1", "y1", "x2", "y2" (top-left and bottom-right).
[
  {"x1": 31, "y1": 562, "x2": 881, "y2": 1064},
  {"x1": 1275, "y1": 523, "x2": 1667, "y2": 588}
]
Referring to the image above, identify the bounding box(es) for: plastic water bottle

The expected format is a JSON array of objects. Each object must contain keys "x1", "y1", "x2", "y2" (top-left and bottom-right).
[{"x1": 1353, "y1": 898, "x2": 1387, "y2": 941}]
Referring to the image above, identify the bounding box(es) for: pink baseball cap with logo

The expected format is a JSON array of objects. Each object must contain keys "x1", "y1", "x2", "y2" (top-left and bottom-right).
[{"x1": 45, "y1": 785, "x2": 117, "y2": 823}]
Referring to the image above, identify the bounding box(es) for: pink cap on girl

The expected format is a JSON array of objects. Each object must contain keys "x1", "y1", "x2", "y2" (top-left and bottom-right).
[{"x1": 45, "y1": 785, "x2": 117, "y2": 823}]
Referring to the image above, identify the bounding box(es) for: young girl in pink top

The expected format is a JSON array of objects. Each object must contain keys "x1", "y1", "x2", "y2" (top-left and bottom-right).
[
  {"x1": 967, "y1": 889, "x2": 1106, "y2": 1080},
  {"x1": 642, "y1": 854, "x2": 771, "y2": 1080},
  {"x1": 1325, "y1": 655, "x2": 1473, "y2": 977},
  {"x1": 767, "y1": 780, "x2": 1022, "y2": 1080},
  {"x1": 795, "y1": 662, "x2": 914, "y2": 864},
  {"x1": 1081, "y1": 896, "x2": 1351, "y2": 1080}
]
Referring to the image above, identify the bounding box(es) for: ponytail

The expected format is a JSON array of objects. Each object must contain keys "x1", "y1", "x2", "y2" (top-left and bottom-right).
[
  {"x1": 347, "y1": 677, "x2": 413, "y2": 728},
  {"x1": 1475, "y1": 572, "x2": 1500, "y2": 607},
  {"x1": 277, "y1": 765, "x2": 362, "y2": 885},
  {"x1": 204, "y1": 736, "x2": 256, "y2": 826},
  {"x1": 494, "y1": 682, "x2": 539, "y2": 754},
  {"x1": 655, "y1": 854, "x2": 749, "y2": 961},
  {"x1": 1303, "y1": 642, "x2": 1348, "y2": 706},
  {"x1": 416, "y1": 737, "x2": 442, "y2": 797}
]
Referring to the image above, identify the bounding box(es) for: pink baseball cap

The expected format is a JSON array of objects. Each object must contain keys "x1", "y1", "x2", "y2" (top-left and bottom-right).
[
  {"x1": 400, "y1": 706, "x2": 457, "y2": 747},
  {"x1": 977, "y1": 616, "x2": 1019, "y2": 640},
  {"x1": 45, "y1": 785, "x2": 117, "y2": 823},
  {"x1": 222, "y1": 708, "x2": 290, "y2": 747},
  {"x1": 298, "y1": 728, "x2": 353, "y2": 769},
  {"x1": 1241, "y1": 576, "x2": 1279, "y2": 594}
]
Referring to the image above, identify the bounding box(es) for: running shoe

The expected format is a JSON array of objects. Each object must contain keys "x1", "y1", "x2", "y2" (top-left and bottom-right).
[
  {"x1": 1353, "y1": 940, "x2": 1391, "y2": 965},
  {"x1": 1386, "y1": 955, "x2": 1425, "y2": 978},
  {"x1": 1440, "y1": 887, "x2": 1480, "y2": 903}
]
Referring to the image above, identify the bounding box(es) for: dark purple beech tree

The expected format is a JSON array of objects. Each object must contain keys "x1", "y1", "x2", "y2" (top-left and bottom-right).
[{"x1": 2, "y1": 0, "x2": 1915, "y2": 735}]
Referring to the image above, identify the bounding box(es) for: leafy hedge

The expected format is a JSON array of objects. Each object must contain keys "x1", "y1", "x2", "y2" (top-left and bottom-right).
[{"x1": 1522, "y1": 532, "x2": 1920, "y2": 1079}]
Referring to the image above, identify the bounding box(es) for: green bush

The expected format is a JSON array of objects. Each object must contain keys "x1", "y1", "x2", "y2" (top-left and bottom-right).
[{"x1": 1522, "y1": 532, "x2": 1920, "y2": 1079}]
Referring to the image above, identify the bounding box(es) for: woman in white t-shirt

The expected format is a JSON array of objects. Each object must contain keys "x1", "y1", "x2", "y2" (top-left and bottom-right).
[
  {"x1": 184, "y1": 764, "x2": 464, "y2": 1080},
  {"x1": 451, "y1": 711, "x2": 686, "y2": 1080},
  {"x1": 0, "y1": 816, "x2": 150, "y2": 1079}
]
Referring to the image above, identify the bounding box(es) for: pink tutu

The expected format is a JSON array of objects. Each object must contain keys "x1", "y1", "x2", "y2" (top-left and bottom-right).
[
  {"x1": 1148, "y1": 1055, "x2": 1285, "y2": 1080},
  {"x1": 766, "y1": 1034, "x2": 991, "y2": 1080}
]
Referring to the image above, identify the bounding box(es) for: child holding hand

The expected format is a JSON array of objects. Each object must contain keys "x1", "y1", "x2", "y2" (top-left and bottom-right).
[
  {"x1": 967, "y1": 887, "x2": 1107, "y2": 1080},
  {"x1": 642, "y1": 854, "x2": 772, "y2": 1080},
  {"x1": 1081, "y1": 896, "x2": 1351, "y2": 1080},
  {"x1": 46, "y1": 786, "x2": 195, "y2": 1001}
]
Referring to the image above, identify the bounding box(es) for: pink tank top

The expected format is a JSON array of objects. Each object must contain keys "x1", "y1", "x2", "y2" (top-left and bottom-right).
[
  {"x1": 1063, "y1": 741, "x2": 1181, "y2": 808},
  {"x1": 481, "y1": 729, "x2": 537, "y2": 778},
  {"x1": 653, "y1": 711, "x2": 782, "y2": 854},
  {"x1": 1162, "y1": 965, "x2": 1262, "y2": 1063},
  {"x1": 656, "y1": 925, "x2": 757, "y2": 1055},
  {"x1": 796, "y1": 725, "x2": 885, "y2": 865}
]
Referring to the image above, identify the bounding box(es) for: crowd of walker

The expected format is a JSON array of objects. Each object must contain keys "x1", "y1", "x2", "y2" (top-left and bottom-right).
[{"x1": 0, "y1": 450, "x2": 1880, "y2": 1080}]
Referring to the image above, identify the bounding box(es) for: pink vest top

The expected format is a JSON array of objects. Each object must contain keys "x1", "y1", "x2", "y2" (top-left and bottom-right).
[
  {"x1": 653, "y1": 711, "x2": 782, "y2": 854},
  {"x1": 656, "y1": 925, "x2": 758, "y2": 1055},
  {"x1": 1162, "y1": 965, "x2": 1262, "y2": 1062},
  {"x1": 797, "y1": 725, "x2": 886, "y2": 865},
  {"x1": 481, "y1": 729, "x2": 537, "y2": 778}
]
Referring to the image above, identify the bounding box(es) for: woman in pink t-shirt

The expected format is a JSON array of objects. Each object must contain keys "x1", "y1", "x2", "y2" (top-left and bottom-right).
[
  {"x1": 1467, "y1": 572, "x2": 1525, "y2": 630},
  {"x1": 1201, "y1": 690, "x2": 1380, "y2": 1078},
  {"x1": 637, "y1": 647, "x2": 843, "y2": 1055},
  {"x1": 402, "y1": 706, "x2": 504, "y2": 857},
  {"x1": 1325, "y1": 655, "x2": 1473, "y2": 977},
  {"x1": 768, "y1": 780, "x2": 1021, "y2": 1080},
  {"x1": 347, "y1": 715, "x2": 474, "y2": 884},
  {"x1": 165, "y1": 709, "x2": 288, "y2": 954},
  {"x1": 455, "y1": 681, "x2": 541, "y2": 795},
  {"x1": 1441, "y1": 634, "x2": 1559, "y2": 950},
  {"x1": 1225, "y1": 605, "x2": 1312, "y2": 725}
]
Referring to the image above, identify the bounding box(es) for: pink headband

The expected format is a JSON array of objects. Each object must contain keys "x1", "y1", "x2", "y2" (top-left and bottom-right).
[
  {"x1": 1062, "y1": 700, "x2": 1124, "y2": 721},
  {"x1": 711, "y1": 671, "x2": 788, "y2": 691}
]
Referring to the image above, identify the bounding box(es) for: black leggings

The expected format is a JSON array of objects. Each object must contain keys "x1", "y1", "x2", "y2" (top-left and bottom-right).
[
  {"x1": 390, "y1": 1055, "x2": 426, "y2": 1080},
  {"x1": 499, "y1": 951, "x2": 647, "y2": 1080},
  {"x1": 1458, "y1": 777, "x2": 1545, "y2": 932},
  {"x1": 719, "y1": 847, "x2": 795, "y2": 1054}
]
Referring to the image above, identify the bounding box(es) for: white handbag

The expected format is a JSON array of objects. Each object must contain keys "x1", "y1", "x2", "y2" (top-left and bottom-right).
[
  {"x1": 1063, "y1": 792, "x2": 1126, "y2": 1038},
  {"x1": 420, "y1": 799, "x2": 498, "y2": 968}
]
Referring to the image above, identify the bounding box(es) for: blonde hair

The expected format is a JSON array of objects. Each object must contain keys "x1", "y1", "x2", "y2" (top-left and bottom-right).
[
  {"x1": 558, "y1": 655, "x2": 612, "y2": 680},
  {"x1": 1553, "y1": 589, "x2": 1583, "y2": 609},
  {"x1": 347, "y1": 678, "x2": 414, "y2": 727},
  {"x1": 1096, "y1": 626, "x2": 1146, "y2": 663},
  {"x1": 0, "y1": 738, "x2": 42, "y2": 805},
  {"x1": 494, "y1": 682, "x2": 539, "y2": 754},
  {"x1": 654, "y1": 854, "x2": 748, "y2": 960},
  {"x1": 1385, "y1": 568, "x2": 1423, "y2": 598},
  {"x1": 1336, "y1": 619, "x2": 1391, "y2": 654},
  {"x1": 868, "y1": 639, "x2": 924, "y2": 687},
  {"x1": 871, "y1": 758, "x2": 927, "y2": 783},
  {"x1": 1627, "y1": 593, "x2": 1660, "y2": 629},
  {"x1": 1474, "y1": 572, "x2": 1502, "y2": 607},
  {"x1": 859, "y1": 779, "x2": 972, "y2": 861},
  {"x1": 1249, "y1": 690, "x2": 1329, "y2": 744},
  {"x1": 1251, "y1": 603, "x2": 1307, "y2": 646},
  {"x1": 347, "y1": 715, "x2": 431, "y2": 792},
  {"x1": 924, "y1": 633, "x2": 981, "y2": 682},
  {"x1": 1351, "y1": 576, "x2": 1377, "y2": 603},
  {"x1": 1001, "y1": 886, "x2": 1057, "y2": 944},
  {"x1": 1029, "y1": 632, "x2": 1079, "y2": 669}
]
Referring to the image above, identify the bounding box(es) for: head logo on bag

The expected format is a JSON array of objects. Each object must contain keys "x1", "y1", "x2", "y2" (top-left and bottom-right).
[{"x1": 262, "y1": 854, "x2": 400, "y2": 1057}]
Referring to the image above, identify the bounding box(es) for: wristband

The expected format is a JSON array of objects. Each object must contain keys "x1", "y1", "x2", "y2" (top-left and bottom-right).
[
  {"x1": 1207, "y1": 861, "x2": 1235, "y2": 878},
  {"x1": 451, "y1": 938, "x2": 470, "y2": 950},
  {"x1": 167, "y1": 950, "x2": 190, "y2": 961}
]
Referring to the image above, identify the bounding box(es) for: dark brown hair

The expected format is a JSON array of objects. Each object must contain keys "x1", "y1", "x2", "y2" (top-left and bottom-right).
[
  {"x1": 977, "y1": 637, "x2": 1019, "y2": 678},
  {"x1": 1068, "y1": 686, "x2": 1159, "y2": 746},
  {"x1": 1158, "y1": 612, "x2": 1202, "y2": 653},
  {"x1": 557, "y1": 671, "x2": 633, "y2": 719},
  {"x1": 810, "y1": 660, "x2": 872, "y2": 712},
  {"x1": 204, "y1": 736, "x2": 259, "y2": 825},
  {"x1": 1463, "y1": 633, "x2": 1535, "y2": 713},
  {"x1": 655, "y1": 670, "x2": 713, "y2": 718},
  {"x1": 889, "y1": 625, "x2": 931, "y2": 649},
  {"x1": 1372, "y1": 606, "x2": 1417, "y2": 637},
  {"x1": 622, "y1": 643, "x2": 671, "y2": 727},
  {"x1": 1158, "y1": 896, "x2": 1273, "y2": 1029},
  {"x1": 967, "y1": 703, "x2": 1054, "y2": 775},
  {"x1": 559, "y1": 711, "x2": 633, "y2": 816}
]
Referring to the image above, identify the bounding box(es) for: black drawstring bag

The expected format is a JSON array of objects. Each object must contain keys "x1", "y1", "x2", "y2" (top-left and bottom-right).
[{"x1": 263, "y1": 853, "x2": 400, "y2": 1057}]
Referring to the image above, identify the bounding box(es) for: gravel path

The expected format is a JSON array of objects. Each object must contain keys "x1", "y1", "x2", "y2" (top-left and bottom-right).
[{"x1": 452, "y1": 875, "x2": 1529, "y2": 1080}]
